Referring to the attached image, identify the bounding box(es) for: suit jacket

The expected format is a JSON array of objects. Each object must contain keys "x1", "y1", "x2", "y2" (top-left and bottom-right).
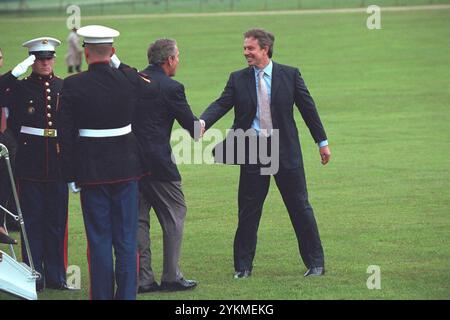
[
  {"x1": 0, "y1": 71, "x2": 63, "y2": 181},
  {"x1": 133, "y1": 64, "x2": 198, "y2": 181},
  {"x1": 200, "y1": 61, "x2": 327, "y2": 170},
  {"x1": 57, "y1": 62, "x2": 159, "y2": 185}
]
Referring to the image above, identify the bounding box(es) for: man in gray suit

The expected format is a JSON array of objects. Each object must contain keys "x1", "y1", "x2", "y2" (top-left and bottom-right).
[{"x1": 133, "y1": 39, "x2": 199, "y2": 293}]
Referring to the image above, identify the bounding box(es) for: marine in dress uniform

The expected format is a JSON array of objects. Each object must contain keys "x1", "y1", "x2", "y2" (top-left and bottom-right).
[
  {"x1": 0, "y1": 38, "x2": 71, "y2": 291},
  {"x1": 57, "y1": 25, "x2": 159, "y2": 300}
]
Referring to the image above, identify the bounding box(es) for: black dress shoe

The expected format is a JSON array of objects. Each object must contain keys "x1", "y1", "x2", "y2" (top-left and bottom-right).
[
  {"x1": 234, "y1": 270, "x2": 251, "y2": 279},
  {"x1": 160, "y1": 278, "x2": 197, "y2": 292},
  {"x1": 46, "y1": 283, "x2": 78, "y2": 290},
  {"x1": 138, "y1": 282, "x2": 160, "y2": 294},
  {"x1": 0, "y1": 232, "x2": 17, "y2": 245},
  {"x1": 304, "y1": 267, "x2": 325, "y2": 277}
]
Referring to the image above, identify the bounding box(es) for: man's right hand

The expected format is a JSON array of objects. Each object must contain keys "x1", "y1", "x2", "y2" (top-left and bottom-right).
[
  {"x1": 110, "y1": 54, "x2": 121, "y2": 69},
  {"x1": 193, "y1": 119, "x2": 206, "y2": 141},
  {"x1": 199, "y1": 119, "x2": 206, "y2": 137},
  {"x1": 11, "y1": 55, "x2": 36, "y2": 78}
]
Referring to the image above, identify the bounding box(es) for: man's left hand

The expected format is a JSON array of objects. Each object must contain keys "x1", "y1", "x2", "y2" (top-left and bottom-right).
[{"x1": 319, "y1": 145, "x2": 331, "y2": 165}]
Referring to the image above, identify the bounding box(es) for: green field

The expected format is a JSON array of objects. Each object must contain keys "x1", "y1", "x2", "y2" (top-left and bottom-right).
[
  {"x1": 1, "y1": 0, "x2": 450, "y2": 16},
  {"x1": 0, "y1": 5, "x2": 450, "y2": 300}
]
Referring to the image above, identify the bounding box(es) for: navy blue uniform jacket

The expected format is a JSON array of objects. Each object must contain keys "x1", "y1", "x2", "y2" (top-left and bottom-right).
[
  {"x1": 57, "y1": 62, "x2": 159, "y2": 185},
  {"x1": 0, "y1": 71, "x2": 63, "y2": 181}
]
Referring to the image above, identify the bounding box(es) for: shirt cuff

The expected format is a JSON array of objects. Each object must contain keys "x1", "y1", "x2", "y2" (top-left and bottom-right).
[{"x1": 318, "y1": 140, "x2": 328, "y2": 148}]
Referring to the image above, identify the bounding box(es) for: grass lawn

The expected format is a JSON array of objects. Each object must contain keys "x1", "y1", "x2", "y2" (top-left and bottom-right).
[
  {"x1": 0, "y1": 6, "x2": 449, "y2": 300},
  {"x1": 2, "y1": 0, "x2": 450, "y2": 16}
]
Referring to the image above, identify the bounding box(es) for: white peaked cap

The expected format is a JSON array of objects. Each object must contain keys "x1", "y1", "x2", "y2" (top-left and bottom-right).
[
  {"x1": 77, "y1": 25, "x2": 120, "y2": 44},
  {"x1": 22, "y1": 37, "x2": 61, "y2": 52}
]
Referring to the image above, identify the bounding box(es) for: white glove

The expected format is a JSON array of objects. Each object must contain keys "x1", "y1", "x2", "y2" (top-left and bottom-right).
[
  {"x1": 68, "y1": 182, "x2": 81, "y2": 193},
  {"x1": 110, "y1": 54, "x2": 121, "y2": 69},
  {"x1": 11, "y1": 55, "x2": 36, "y2": 78}
]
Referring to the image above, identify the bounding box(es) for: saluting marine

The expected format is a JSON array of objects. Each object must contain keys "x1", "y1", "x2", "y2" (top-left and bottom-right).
[{"x1": 0, "y1": 37, "x2": 72, "y2": 292}]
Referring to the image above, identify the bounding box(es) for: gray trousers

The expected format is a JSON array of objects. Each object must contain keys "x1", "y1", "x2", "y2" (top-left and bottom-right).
[{"x1": 137, "y1": 178, "x2": 186, "y2": 285}]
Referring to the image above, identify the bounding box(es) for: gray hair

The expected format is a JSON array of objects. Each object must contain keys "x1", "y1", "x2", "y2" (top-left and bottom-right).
[{"x1": 147, "y1": 39, "x2": 177, "y2": 65}]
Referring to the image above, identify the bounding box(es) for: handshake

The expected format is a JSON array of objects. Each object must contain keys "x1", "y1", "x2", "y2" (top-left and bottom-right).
[
  {"x1": 199, "y1": 119, "x2": 206, "y2": 138},
  {"x1": 196, "y1": 119, "x2": 206, "y2": 141}
]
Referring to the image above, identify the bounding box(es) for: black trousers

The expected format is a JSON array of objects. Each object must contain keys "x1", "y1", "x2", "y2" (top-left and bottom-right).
[
  {"x1": 234, "y1": 164, "x2": 324, "y2": 272},
  {"x1": 19, "y1": 179, "x2": 68, "y2": 287}
]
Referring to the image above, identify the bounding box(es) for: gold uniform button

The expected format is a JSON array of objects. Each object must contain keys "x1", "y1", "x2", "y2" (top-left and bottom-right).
[
  {"x1": 47, "y1": 96, "x2": 51, "y2": 101},
  {"x1": 48, "y1": 121, "x2": 53, "y2": 126},
  {"x1": 45, "y1": 82, "x2": 50, "y2": 86},
  {"x1": 47, "y1": 113, "x2": 52, "y2": 118},
  {"x1": 47, "y1": 105, "x2": 52, "y2": 109},
  {"x1": 46, "y1": 88, "x2": 51, "y2": 93}
]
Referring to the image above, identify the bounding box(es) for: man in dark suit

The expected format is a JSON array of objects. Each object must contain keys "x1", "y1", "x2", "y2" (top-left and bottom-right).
[
  {"x1": 133, "y1": 38, "x2": 198, "y2": 293},
  {"x1": 0, "y1": 38, "x2": 72, "y2": 291},
  {"x1": 58, "y1": 25, "x2": 159, "y2": 300},
  {"x1": 200, "y1": 28, "x2": 331, "y2": 278}
]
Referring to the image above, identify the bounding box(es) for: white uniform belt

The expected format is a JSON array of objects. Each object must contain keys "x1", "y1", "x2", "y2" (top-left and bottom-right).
[
  {"x1": 79, "y1": 124, "x2": 132, "y2": 138},
  {"x1": 20, "y1": 126, "x2": 57, "y2": 137}
]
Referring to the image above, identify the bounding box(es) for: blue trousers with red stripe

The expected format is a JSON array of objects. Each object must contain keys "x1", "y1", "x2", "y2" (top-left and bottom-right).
[
  {"x1": 80, "y1": 181, "x2": 138, "y2": 300},
  {"x1": 19, "y1": 179, "x2": 68, "y2": 287}
]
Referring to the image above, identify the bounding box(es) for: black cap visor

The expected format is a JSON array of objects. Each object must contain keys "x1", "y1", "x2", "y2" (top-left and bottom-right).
[{"x1": 30, "y1": 51, "x2": 55, "y2": 60}]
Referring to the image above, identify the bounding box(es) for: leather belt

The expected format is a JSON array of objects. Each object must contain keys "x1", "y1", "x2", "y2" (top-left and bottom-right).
[{"x1": 20, "y1": 126, "x2": 57, "y2": 137}]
